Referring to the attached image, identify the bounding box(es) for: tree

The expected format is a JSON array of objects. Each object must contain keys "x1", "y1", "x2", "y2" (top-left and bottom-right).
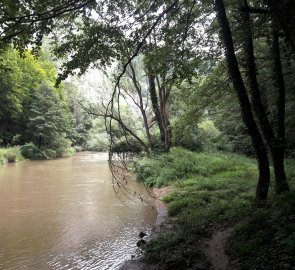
[
  {"x1": 0, "y1": 47, "x2": 57, "y2": 145},
  {"x1": 26, "y1": 83, "x2": 72, "y2": 158},
  {"x1": 267, "y1": 0, "x2": 295, "y2": 51},
  {"x1": 214, "y1": 0, "x2": 271, "y2": 199},
  {"x1": 0, "y1": 0, "x2": 96, "y2": 50},
  {"x1": 239, "y1": 0, "x2": 289, "y2": 193}
]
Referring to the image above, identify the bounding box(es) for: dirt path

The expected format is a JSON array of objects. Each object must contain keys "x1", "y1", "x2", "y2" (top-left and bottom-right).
[{"x1": 204, "y1": 227, "x2": 235, "y2": 270}]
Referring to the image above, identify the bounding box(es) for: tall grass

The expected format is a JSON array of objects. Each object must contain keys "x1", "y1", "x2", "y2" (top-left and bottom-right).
[{"x1": 0, "y1": 147, "x2": 24, "y2": 164}]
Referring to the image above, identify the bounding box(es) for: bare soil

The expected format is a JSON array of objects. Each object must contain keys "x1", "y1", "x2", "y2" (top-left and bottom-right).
[{"x1": 204, "y1": 227, "x2": 235, "y2": 270}]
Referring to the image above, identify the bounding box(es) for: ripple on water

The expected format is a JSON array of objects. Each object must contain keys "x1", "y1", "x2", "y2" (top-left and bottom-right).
[{"x1": 0, "y1": 152, "x2": 156, "y2": 270}]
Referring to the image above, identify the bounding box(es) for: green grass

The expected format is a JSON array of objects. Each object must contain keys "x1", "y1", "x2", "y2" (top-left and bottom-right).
[
  {"x1": 135, "y1": 148, "x2": 295, "y2": 269},
  {"x1": 0, "y1": 147, "x2": 24, "y2": 164}
]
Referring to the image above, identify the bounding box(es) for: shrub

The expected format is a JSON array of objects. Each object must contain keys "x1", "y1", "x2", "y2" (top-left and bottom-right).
[
  {"x1": 4, "y1": 151, "x2": 18, "y2": 163},
  {"x1": 20, "y1": 141, "x2": 75, "y2": 160},
  {"x1": 21, "y1": 143, "x2": 43, "y2": 159},
  {"x1": 0, "y1": 147, "x2": 23, "y2": 163},
  {"x1": 63, "y1": 147, "x2": 75, "y2": 157},
  {"x1": 172, "y1": 116, "x2": 203, "y2": 152}
]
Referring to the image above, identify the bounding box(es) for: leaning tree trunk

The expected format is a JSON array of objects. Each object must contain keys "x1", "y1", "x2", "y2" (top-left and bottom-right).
[
  {"x1": 215, "y1": 0, "x2": 270, "y2": 199},
  {"x1": 241, "y1": 0, "x2": 289, "y2": 194},
  {"x1": 129, "y1": 63, "x2": 153, "y2": 151}
]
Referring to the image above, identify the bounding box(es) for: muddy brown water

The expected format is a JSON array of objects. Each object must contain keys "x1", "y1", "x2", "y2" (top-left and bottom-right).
[{"x1": 0, "y1": 152, "x2": 157, "y2": 270}]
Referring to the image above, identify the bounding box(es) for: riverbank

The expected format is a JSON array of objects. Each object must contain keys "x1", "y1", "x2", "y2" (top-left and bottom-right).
[
  {"x1": 131, "y1": 148, "x2": 295, "y2": 270},
  {"x1": 0, "y1": 144, "x2": 77, "y2": 165}
]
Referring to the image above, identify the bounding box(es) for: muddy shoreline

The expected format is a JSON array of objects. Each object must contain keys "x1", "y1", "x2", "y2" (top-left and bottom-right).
[{"x1": 118, "y1": 187, "x2": 171, "y2": 270}]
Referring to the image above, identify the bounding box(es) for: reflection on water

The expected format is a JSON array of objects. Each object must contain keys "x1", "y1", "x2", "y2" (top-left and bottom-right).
[{"x1": 0, "y1": 152, "x2": 157, "y2": 270}]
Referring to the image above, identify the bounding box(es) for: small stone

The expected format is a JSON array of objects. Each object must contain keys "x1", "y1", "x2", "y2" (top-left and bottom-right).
[
  {"x1": 139, "y1": 232, "x2": 147, "y2": 238},
  {"x1": 137, "y1": 239, "x2": 146, "y2": 247}
]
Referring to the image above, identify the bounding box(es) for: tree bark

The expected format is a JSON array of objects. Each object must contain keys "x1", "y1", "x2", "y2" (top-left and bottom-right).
[
  {"x1": 240, "y1": 1, "x2": 289, "y2": 193},
  {"x1": 147, "y1": 68, "x2": 166, "y2": 145},
  {"x1": 215, "y1": 0, "x2": 270, "y2": 199},
  {"x1": 271, "y1": 30, "x2": 289, "y2": 193},
  {"x1": 128, "y1": 63, "x2": 153, "y2": 150},
  {"x1": 268, "y1": 0, "x2": 295, "y2": 52},
  {"x1": 156, "y1": 76, "x2": 171, "y2": 152}
]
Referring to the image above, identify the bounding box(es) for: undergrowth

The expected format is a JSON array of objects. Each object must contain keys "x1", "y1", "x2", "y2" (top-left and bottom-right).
[{"x1": 135, "y1": 147, "x2": 295, "y2": 270}]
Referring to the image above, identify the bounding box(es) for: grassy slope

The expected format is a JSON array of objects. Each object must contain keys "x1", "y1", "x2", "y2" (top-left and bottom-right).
[{"x1": 134, "y1": 148, "x2": 295, "y2": 270}]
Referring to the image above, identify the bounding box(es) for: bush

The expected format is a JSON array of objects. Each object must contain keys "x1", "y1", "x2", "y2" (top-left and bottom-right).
[
  {"x1": 172, "y1": 118, "x2": 231, "y2": 152},
  {"x1": 4, "y1": 151, "x2": 18, "y2": 163},
  {"x1": 0, "y1": 147, "x2": 23, "y2": 164},
  {"x1": 20, "y1": 142, "x2": 74, "y2": 160},
  {"x1": 21, "y1": 143, "x2": 44, "y2": 159},
  {"x1": 172, "y1": 116, "x2": 203, "y2": 151},
  {"x1": 63, "y1": 147, "x2": 75, "y2": 157}
]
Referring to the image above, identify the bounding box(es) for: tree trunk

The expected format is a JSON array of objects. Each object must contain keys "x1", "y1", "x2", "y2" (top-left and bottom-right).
[
  {"x1": 38, "y1": 135, "x2": 42, "y2": 148},
  {"x1": 268, "y1": 0, "x2": 295, "y2": 52},
  {"x1": 157, "y1": 76, "x2": 171, "y2": 152},
  {"x1": 240, "y1": 1, "x2": 289, "y2": 194},
  {"x1": 147, "y1": 68, "x2": 166, "y2": 145},
  {"x1": 215, "y1": 0, "x2": 270, "y2": 199},
  {"x1": 271, "y1": 30, "x2": 289, "y2": 193},
  {"x1": 241, "y1": 0, "x2": 275, "y2": 142},
  {"x1": 129, "y1": 63, "x2": 153, "y2": 151}
]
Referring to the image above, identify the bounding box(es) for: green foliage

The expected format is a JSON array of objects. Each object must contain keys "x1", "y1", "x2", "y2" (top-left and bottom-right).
[
  {"x1": 20, "y1": 142, "x2": 74, "y2": 160},
  {"x1": 0, "y1": 47, "x2": 61, "y2": 147},
  {"x1": 21, "y1": 142, "x2": 51, "y2": 160},
  {"x1": 136, "y1": 149, "x2": 295, "y2": 269},
  {"x1": 172, "y1": 116, "x2": 203, "y2": 151},
  {"x1": 4, "y1": 151, "x2": 17, "y2": 163},
  {"x1": 23, "y1": 84, "x2": 74, "y2": 159},
  {"x1": 227, "y1": 191, "x2": 295, "y2": 270},
  {"x1": 84, "y1": 118, "x2": 108, "y2": 151},
  {"x1": 137, "y1": 149, "x2": 257, "y2": 268},
  {"x1": 144, "y1": 230, "x2": 209, "y2": 270},
  {"x1": 135, "y1": 147, "x2": 255, "y2": 187},
  {"x1": 0, "y1": 147, "x2": 23, "y2": 164}
]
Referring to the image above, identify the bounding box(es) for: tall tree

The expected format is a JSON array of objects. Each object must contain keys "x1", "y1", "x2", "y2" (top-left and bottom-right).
[
  {"x1": 240, "y1": 0, "x2": 289, "y2": 193},
  {"x1": 215, "y1": 0, "x2": 270, "y2": 199},
  {"x1": 27, "y1": 84, "x2": 72, "y2": 157},
  {"x1": 267, "y1": 0, "x2": 295, "y2": 51}
]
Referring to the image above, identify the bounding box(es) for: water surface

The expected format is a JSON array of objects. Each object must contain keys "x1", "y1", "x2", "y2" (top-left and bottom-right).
[{"x1": 0, "y1": 152, "x2": 156, "y2": 270}]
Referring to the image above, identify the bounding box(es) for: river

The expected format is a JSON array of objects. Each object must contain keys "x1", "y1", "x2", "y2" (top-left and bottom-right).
[{"x1": 0, "y1": 152, "x2": 157, "y2": 270}]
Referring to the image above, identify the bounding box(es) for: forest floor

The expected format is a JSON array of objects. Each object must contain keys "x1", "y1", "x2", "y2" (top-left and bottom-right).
[{"x1": 128, "y1": 148, "x2": 295, "y2": 270}]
